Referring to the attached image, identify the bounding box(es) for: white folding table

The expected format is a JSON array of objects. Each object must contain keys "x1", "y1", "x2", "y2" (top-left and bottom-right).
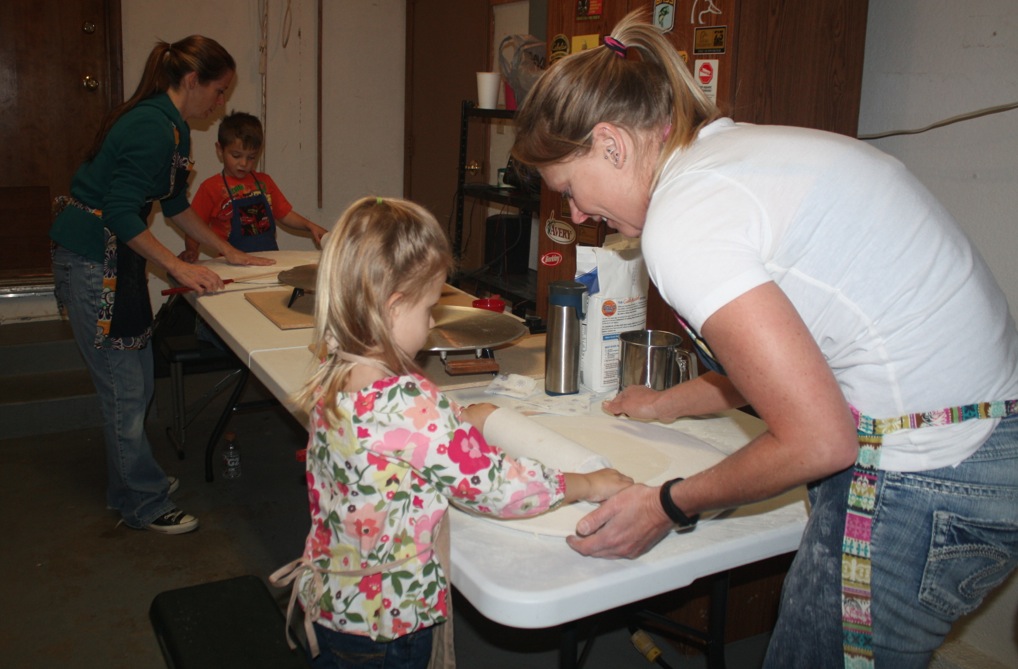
[{"x1": 189, "y1": 250, "x2": 807, "y2": 668}]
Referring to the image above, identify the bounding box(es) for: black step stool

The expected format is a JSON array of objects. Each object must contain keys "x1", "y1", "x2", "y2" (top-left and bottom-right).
[{"x1": 149, "y1": 575, "x2": 310, "y2": 669}]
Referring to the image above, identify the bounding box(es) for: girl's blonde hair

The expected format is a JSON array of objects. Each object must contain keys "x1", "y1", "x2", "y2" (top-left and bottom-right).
[
  {"x1": 511, "y1": 9, "x2": 721, "y2": 186},
  {"x1": 297, "y1": 197, "x2": 453, "y2": 423}
]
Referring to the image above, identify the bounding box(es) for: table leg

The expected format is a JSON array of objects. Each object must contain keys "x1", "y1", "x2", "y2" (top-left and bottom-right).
[
  {"x1": 559, "y1": 622, "x2": 578, "y2": 669},
  {"x1": 705, "y1": 570, "x2": 730, "y2": 669},
  {"x1": 632, "y1": 570, "x2": 732, "y2": 669}
]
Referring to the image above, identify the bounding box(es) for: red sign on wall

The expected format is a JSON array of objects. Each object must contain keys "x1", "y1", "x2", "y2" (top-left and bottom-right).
[{"x1": 541, "y1": 251, "x2": 564, "y2": 267}]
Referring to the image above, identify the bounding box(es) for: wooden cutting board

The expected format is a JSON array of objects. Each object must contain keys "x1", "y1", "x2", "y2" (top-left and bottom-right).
[{"x1": 244, "y1": 290, "x2": 314, "y2": 330}]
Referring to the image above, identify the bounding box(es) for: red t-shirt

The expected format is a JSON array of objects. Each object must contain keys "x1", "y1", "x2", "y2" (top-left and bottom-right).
[{"x1": 190, "y1": 171, "x2": 293, "y2": 241}]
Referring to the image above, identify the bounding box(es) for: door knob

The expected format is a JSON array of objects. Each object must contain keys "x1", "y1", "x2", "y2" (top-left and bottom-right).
[{"x1": 82, "y1": 76, "x2": 100, "y2": 91}]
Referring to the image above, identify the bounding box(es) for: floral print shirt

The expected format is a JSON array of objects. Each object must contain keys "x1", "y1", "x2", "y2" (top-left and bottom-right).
[{"x1": 298, "y1": 372, "x2": 566, "y2": 641}]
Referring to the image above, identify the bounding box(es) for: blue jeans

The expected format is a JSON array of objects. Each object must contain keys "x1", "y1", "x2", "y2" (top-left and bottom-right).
[
  {"x1": 309, "y1": 623, "x2": 433, "y2": 669},
  {"x1": 52, "y1": 245, "x2": 175, "y2": 528},
  {"x1": 764, "y1": 415, "x2": 1018, "y2": 668}
]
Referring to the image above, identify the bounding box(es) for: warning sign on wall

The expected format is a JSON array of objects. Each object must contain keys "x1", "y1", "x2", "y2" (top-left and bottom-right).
[{"x1": 694, "y1": 59, "x2": 719, "y2": 103}]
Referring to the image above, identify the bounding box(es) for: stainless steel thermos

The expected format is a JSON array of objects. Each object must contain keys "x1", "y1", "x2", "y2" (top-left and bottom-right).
[{"x1": 545, "y1": 280, "x2": 586, "y2": 395}]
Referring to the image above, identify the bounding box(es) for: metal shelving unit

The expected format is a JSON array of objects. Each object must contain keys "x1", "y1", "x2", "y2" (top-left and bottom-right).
[{"x1": 453, "y1": 100, "x2": 540, "y2": 310}]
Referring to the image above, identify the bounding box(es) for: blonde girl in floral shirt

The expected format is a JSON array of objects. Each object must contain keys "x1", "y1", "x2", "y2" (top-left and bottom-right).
[{"x1": 272, "y1": 197, "x2": 632, "y2": 669}]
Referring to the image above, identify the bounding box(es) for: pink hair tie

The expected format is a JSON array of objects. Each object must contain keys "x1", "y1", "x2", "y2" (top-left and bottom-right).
[{"x1": 603, "y1": 36, "x2": 628, "y2": 58}]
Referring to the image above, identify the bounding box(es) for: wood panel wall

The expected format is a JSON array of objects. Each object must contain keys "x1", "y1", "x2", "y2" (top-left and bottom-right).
[{"x1": 536, "y1": 0, "x2": 868, "y2": 332}]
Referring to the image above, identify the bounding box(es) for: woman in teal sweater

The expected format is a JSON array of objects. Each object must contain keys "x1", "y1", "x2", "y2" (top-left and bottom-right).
[{"x1": 50, "y1": 35, "x2": 273, "y2": 534}]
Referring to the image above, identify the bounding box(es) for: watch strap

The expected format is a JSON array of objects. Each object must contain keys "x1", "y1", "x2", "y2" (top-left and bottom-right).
[{"x1": 659, "y1": 477, "x2": 700, "y2": 528}]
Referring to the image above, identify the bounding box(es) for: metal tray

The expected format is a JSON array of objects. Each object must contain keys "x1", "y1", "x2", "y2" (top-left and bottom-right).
[{"x1": 425, "y1": 305, "x2": 527, "y2": 352}]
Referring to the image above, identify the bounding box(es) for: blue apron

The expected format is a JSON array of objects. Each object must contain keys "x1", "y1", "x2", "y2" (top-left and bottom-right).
[{"x1": 224, "y1": 171, "x2": 279, "y2": 252}]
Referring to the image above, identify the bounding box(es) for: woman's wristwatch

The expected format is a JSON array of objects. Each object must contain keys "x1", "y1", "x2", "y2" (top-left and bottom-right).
[{"x1": 659, "y1": 478, "x2": 700, "y2": 530}]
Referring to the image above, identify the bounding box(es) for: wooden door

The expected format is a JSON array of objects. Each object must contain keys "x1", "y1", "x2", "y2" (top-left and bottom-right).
[
  {"x1": 404, "y1": 0, "x2": 491, "y2": 251},
  {"x1": 0, "y1": 0, "x2": 122, "y2": 283}
]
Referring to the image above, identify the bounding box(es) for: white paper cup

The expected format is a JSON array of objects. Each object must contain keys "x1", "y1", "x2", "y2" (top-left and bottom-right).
[{"x1": 476, "y1": 72, "x2": 501, "y2": 109}]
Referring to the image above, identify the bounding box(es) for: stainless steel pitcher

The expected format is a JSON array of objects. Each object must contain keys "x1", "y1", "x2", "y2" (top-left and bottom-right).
[{"x1": 618, "y1": 330, "x2": 691, "y2": 391}]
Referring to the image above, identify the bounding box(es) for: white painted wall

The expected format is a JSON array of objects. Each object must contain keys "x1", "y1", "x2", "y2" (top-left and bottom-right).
[
  {"x1": 860, "y1": 2, "x2": 1018, "y2": 666},
  {"x1": 122, "y1": 0, "x2": 407, "y2": 307}
]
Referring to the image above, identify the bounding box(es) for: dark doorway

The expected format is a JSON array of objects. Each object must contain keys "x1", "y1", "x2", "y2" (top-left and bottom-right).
[
  {"x1": 404, "y1": 0, "x2": 490, "y2": 256},
  {"x1": 0, "y1": 1, "x2": 123, "y2": 284}
]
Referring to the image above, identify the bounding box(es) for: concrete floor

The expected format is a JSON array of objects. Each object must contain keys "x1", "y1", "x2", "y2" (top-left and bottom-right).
[{"x1": 0, "y1": 371, "x2": 769, "y2": 669}]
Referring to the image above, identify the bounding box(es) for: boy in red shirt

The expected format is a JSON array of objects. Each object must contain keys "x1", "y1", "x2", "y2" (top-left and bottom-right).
[{"x1": 180, "y1": 111, "x2": 327, "y2": 260}]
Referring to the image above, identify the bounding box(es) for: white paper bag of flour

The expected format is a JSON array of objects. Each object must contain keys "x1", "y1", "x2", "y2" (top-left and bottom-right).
[{"x1": 576, "y1": 235, "x2": 649, "y2": 393}]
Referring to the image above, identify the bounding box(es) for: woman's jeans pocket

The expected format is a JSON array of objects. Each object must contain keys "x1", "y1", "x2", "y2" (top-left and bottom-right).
[
  {"x1": 920, "y1": 511, "x2": 1018, "y2": 617},
  {"x1": 871, "y1": 418, "x2": 1018, "y2": 665}
]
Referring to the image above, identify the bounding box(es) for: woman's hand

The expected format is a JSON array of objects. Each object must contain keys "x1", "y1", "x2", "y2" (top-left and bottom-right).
[
  {"x1": 168, "y1": 208, "x2": 275, "y2": 267},
  {"x1": 220, "y1": 246, "x2": 276, "y2": 267},
  {"x1": 167, "y1": 260, "x2": 225, "y2": 296},
  {"x1": 603, "y1": 385, "x2": 676, "y2": 422},
  {"x1": 566, "y1": 483, "x2": 674, "y2": 558}
]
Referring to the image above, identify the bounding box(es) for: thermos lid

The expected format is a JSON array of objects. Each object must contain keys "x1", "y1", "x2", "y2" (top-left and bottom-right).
[{"x1": 548, "y1": 280, "x2": 586, "y2": 311}]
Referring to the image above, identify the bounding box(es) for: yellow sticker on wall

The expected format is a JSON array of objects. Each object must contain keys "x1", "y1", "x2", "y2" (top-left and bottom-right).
[
  {"x1": 694, "y1": 26, "x2": 727, "y2": 55},
  {"x1": 571, "y1": 34, "x2": 600, "y2": 53}
]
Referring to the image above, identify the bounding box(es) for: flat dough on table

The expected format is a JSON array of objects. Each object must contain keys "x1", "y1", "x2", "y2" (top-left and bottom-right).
[{"x1": 468, "y1": 410, "x2": 726, "y2": 537}]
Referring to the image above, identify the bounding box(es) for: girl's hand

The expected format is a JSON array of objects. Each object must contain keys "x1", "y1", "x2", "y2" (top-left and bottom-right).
[
  {"x1": 583, "y1": 468, "x2": 635, "y2": 502},
  {"x1": 564, "y1": 469, "x2": 634, "y2": 504},
  {"x1": 458, "y1": 402, "x2": 498, "y2": 430}
]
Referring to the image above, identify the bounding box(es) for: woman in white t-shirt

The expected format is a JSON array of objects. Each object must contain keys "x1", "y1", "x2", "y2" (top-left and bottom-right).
[{"x1": 511, "y1": 10, "x2": 1018, "y2": 668}]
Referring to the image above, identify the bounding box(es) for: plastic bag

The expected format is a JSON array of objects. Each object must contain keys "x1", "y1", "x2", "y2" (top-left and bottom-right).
[{"x1": 499, "y1": 34, "x2": 546, "y2": 106}]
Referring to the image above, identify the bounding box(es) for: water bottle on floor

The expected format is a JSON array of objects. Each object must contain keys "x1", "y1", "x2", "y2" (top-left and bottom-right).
[{"x1": 222, "y1": 432, "x2": 242, "y2": 479}]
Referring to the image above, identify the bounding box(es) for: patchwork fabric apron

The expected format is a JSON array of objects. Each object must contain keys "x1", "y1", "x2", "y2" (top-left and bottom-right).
[
  {"x1": 842, "y1": 399, "x2": 1018, "y2": 667},
  {"x1": 53, "y1": 122, "x2": 192, "y2": 350}
]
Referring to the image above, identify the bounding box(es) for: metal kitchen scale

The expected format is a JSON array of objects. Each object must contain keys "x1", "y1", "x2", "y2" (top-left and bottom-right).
[
  {"x1": 277, "y1": 264, "x2": 527, "y2": 375},
  {"x1": 425, "y1": 305, "x2": 527, "y2": 375}
]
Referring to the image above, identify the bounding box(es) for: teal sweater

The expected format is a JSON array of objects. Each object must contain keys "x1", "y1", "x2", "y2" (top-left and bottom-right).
[{"x1": 50, "y1": 93, "x2": 192, "y2": 261}]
